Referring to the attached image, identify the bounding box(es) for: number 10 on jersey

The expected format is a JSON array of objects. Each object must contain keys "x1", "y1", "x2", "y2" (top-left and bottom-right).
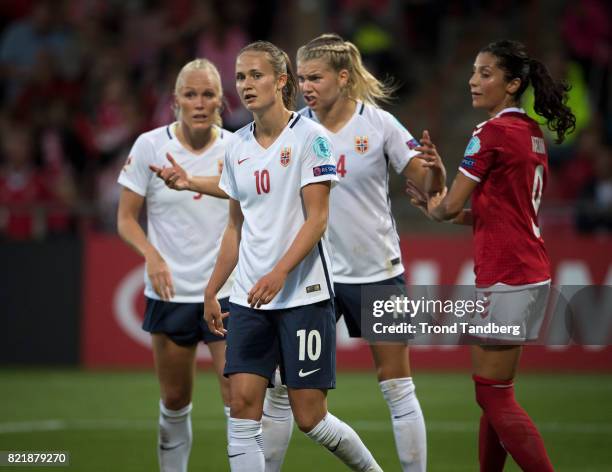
[{"x1": 254, "y1": 170, "x2": 270, "y2": 194}]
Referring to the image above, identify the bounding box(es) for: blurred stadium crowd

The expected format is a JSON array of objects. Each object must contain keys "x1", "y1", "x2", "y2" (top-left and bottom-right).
[{"x1": 0, "y1": 0, "x2": 610, "y2": 240}]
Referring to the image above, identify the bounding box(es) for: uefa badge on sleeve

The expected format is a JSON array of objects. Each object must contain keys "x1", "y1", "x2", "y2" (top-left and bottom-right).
[
  {"x1": 280, "y1": 147, "x2": 292, "y2": 167},
  {"x1": 406, "y1": 138, "x2": 419, "y2": 150},
  {"x1": 313, "y1": 136, "x2": 332, "y2": 159},
  {"x1": 355, "y1": 136, "x2": 368, "y2": 154}
]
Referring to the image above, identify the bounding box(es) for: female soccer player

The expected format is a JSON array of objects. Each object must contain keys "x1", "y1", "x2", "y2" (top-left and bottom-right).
[
  {"x1": 271, "y1": 33, "x2": 444, "y2": 472},
  {"x1": 407, "y1": 39, "x2": 575, "y2": 471},
  {"x1": 204, "y1": 41, "x2": 382, "y2": 472},
  {"x1": 117, "y1": 59, "x2": 233, "y2": 472}
]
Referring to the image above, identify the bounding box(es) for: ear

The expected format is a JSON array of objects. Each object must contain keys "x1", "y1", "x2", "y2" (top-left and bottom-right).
[
  {"x1": 337, "y1": 69, "x2": 350, "y2": 88},
  {"x1": 277, "y1": 73, "x2": 288, "y2": 92},
  {"x1": 506, "y1": 77, "x2": 521, "y2": 96}
]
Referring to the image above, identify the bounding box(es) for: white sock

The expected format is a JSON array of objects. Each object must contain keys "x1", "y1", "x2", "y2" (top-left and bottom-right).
[
  {"x1": 224, "y1": 405, "x2": 231, "y2": 445},
  {"x1": 306, "y1": 412, "x2": 382, "y2": 472},
  {"x1": 262, "y1": 371, "x2": 294, "y2": 472},
  {"x1": 228, "y1": 417, "x2": 265, "y2": 472},
  {"x1": 158, "y1": 400, "x2": 193, "y2": 472},
  {"x1": 380, "y1": 377, "x2": 427, "y2": 472}
]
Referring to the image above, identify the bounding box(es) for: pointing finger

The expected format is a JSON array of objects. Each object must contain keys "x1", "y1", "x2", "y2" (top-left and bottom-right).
[{"x1": 166, "y1": 153, "x2": 179, "y2": 168}]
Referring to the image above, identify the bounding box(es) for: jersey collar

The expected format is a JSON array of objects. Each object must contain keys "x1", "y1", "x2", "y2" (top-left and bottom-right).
[
  {"x1": 495, "y1": 107, "x2": 525, "y2": 117},
  {"x1": 476, "y1": 107, "x2": 525, "y2": 129}
]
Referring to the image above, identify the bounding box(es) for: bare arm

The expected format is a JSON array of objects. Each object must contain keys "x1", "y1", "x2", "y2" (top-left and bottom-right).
[
  {"x1": 150, "y1": 152, "x2": 229, "y2": 199},
  {"x1": 117, "y1": 187, "x2": 175, "y2": 300},
  {"x1": 403, "y1": 130, "x2": 447, "y2": 195},
  {"x1": 205, "y1": 198, "x2": 243, "y2": 298},
  {"x1": 203, "y1": 198, "x2": 243, "y2": 336},
  {"x1": 430, "y1": 173, "x2": 478, "y2": 222},
  {"x1": 406, "y1": 179, "x2": 473, "y2": 225},
  {"x1": 405, "y1": 130, "x2": 476, "y2": 226},
  {"x1": 451, "y1": 208, "x2": 473, "y2": 226},
  {"x1": 247, "y1": 181, "x2": 331, "y2": 308}
]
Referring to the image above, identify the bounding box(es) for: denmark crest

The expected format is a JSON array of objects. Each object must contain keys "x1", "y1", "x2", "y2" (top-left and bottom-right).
[
  {"x1": 355, "y1": 136, "x2": 368, "y2": 154},
  {"x1": 280, "y1": 146, "x2": 292, "y2": 167}
]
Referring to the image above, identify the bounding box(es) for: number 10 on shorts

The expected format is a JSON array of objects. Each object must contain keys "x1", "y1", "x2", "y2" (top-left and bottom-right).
[{"x1": 296, "y1": 329, "x2": 321, "y2": 361}]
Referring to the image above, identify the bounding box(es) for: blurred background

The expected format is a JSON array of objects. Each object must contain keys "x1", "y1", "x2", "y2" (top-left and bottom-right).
[
  {"x1": 0, "y1": 0, "x2": 610, "y2": 240},
  {"x1": 0, "y1": 0, "x2": 610, "y2": 372},
  {"x1": 0, "y1": 1, "x2": 610, "y2": 470}
]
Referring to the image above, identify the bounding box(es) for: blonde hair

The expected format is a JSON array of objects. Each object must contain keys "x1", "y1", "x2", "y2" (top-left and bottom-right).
[
  {"x1": 174, "y1": 58, "x2": 223, "y2": 126},
  {"x1": 297, "y1": 33, "x2": 395, "y2": 106},
  {"x1": 239, "y1": 41, "x2": 298, "y2": 110}
]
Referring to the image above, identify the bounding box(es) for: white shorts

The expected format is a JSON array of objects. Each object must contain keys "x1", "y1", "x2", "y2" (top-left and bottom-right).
[{"x1": 468, "y1": 282, "x2": 551, "y2": 343}]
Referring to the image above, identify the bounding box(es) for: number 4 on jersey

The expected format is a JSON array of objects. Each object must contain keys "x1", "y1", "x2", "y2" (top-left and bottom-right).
[{"x1": 337, "y1": 154, "x2": 347, "y2": 178}]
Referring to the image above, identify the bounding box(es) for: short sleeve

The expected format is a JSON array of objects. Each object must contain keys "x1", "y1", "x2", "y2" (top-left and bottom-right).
[
  {"x1": 459, "y1": 123, "x2": 503, "y2": 182},
  {"x1": 301, "y1": 132, "x2": 339, "y2": 188},
  {"x1": 219, "y1": 149, "x2": 239, "y2": 199},
  {"x1": 382, "y1": 111, "x2": 419, "y2": 174},
  {"x1": 117, "y1": 134, "x2": 155, "y2": 196}
]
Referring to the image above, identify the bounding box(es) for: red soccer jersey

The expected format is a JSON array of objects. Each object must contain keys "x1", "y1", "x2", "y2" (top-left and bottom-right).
[{"x1": 459, "y1": 108, "x2": 551, "y2": 286}]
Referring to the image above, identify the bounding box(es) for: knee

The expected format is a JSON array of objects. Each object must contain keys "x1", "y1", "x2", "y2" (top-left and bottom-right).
[
  {"x1": 230, "y1": 391, "x2": 262, "y2": 418},
  {"x1": 376, "y1": 363, "x2": 408, "y2": 382},
  {"x1": 293, "y1": 410, "x2": 323, "y2": 433},
  {"x1": 162, "y1": 388, "x2": 191, "y2": 411}
]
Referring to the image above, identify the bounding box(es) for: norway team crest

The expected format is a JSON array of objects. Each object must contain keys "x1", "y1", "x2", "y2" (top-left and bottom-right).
[
  {"x1": 280, "y1": 147, "x2": 292, "y2": 167},
  {"x1": 355, "y1": 136, "x2": 368, "y2": 154}
]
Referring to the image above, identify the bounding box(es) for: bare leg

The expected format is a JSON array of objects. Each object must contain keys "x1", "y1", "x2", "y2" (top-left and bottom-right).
[
  {"x1": 227, "y1": 373, "x2": 269, "y2": 472},
  {"x1": 152, "y1": 334, "x2": 197, "y2": 472}
]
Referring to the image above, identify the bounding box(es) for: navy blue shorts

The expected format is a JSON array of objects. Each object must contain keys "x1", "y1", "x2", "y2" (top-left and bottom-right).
[
  {"x1": 335, "y1": 274, "x2": 406, "y2": 338},
  {"x1": 142, "y1": 297, "x2": 230, "y2": 346},
  {"x1": 224, "y1": 300, "x2": 336, "y2": 389}
]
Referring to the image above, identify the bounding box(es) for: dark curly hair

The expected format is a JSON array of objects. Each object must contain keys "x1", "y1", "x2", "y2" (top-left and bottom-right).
[{"x1": 481, "y1": 40, "x2": 576, "y2": 144}]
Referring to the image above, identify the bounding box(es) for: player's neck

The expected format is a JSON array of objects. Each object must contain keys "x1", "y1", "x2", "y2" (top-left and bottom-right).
[
  {"x1": 253, "y1": 103, "x2": 292, "y2": 144},
  {"x1": 488, "y1": 98, "x2": 519, "y2": 118},
  {"x1": 176, "y1": 123, "x2": 217, "y2": 154},
  {"x1": 316, "y1": 98, "x2": 356, "y2": 133}
]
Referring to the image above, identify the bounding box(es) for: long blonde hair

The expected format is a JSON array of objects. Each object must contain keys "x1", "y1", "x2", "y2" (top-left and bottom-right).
[
  {"x1": 174, "y1": 58, "x2": 223, "y2": 126},
  {"x1": 238, "y1": 41, "x2": 298, "y2": 110},
  {"x1": 297, "y1": 33, "x2": 395, "y2": 106}
]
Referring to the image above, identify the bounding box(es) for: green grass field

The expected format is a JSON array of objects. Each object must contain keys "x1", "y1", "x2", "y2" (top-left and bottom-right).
[{"x1": 1, "y1": 370, "x2": 611, "y2": 471}]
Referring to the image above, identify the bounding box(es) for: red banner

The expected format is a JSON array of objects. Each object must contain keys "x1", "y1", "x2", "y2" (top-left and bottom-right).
[{"x1": 82, "y1": 234, "x2": 612, "y2": 370}]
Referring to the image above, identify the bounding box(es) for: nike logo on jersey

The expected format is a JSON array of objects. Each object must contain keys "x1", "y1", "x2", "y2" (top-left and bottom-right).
[
  {"x1": 298, "y1": 368, "x2": 321, "y2": 377},
  {"x1": 238, "y1": 158, "x2": 250, "y2": 165},
  {"x1": 228, "y1": 453, "x2": 246, "y2": 458}
]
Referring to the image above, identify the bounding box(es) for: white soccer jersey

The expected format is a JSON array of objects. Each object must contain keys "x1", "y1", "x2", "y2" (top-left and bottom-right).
[
  {"x1": 118, "y1": 123, "x2": 233, "y2": 302},
  {"x1": 301, "y1": 102, "x2": 419, "y2": 283},
  {"x1": 219, "y1": 113, "x2": 338, "y2": 309}
]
